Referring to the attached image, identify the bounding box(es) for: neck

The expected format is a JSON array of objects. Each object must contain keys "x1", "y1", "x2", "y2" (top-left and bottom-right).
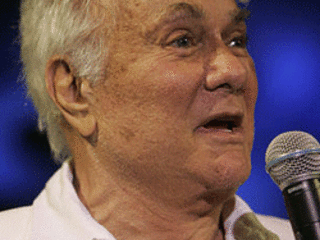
[
  {"x1": 66, "y1": 133, "x2": 236, "y2": 240},
  {"x1": 71, "y1": 158, "x2": 236, "y2": 240}
]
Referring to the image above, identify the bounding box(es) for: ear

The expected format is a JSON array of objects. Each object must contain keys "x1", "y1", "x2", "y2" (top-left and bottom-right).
[{"x1": 45, "y1": 55, "x2": 97, "y2": 138}]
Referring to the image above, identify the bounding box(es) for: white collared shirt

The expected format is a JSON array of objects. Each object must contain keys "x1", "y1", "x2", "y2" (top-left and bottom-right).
[{"x1": 0, "y1": 161, "x2": 294, "y2": 239}]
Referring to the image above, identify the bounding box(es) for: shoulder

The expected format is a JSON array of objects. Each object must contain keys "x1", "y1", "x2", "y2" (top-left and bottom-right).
[
  {"x1": 0, "y1": 206, "x2": 33, "y2": 239},
  {"x1": 257, "y1": 214, "x2": 295, "y2": 240}
]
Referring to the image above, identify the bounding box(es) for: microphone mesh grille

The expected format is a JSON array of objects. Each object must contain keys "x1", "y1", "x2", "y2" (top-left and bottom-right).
[{"x1": 265, "y1": 131, "x2": 320, "y2": 188}]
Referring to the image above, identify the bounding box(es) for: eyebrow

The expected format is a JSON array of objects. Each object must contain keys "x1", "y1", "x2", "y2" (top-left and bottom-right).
[
  {"x1": 230, "y1": 8, "x2": 251, "y2": 24},
  {"x1": 165, "y1": 2, "x2": 204, "y2": 19},
  {"x1": 144, "y1": 2, "x2": 204, "y2": 41},
  {"x1": 157, "y1": 2, "x2": 250, "y2": 25},
  {"x1": 145, "y1": 3, "x2": 250, "y2": 39},
  {"x1": 154, "y1": 2, "x2": 205, "y2": 28}
]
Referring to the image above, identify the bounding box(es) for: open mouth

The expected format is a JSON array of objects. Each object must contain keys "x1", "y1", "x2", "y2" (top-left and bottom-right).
[{"x1": 201, "y1": 116, "x2": 243, "y2": 133}]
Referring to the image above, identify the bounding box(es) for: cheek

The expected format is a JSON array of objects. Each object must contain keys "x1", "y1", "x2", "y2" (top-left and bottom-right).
[
  {"x1": 94, "y1": 60, "x2": 205, "y2": 168},
  {"x1": 242, "y1": 58, "x2": 258, "y2": 137},
  {"x1": 113, "y1": 57, "x2": 205, "y2": 118},
  {"x1": 243, "y1": 62, "x2": 256, "y2": 120},
  {"x1": 147, "y1": 61, "x2": 204, "y2": 106},
  {"x1": 246, "y1": 58, "x2": 258, "y2": 107}
]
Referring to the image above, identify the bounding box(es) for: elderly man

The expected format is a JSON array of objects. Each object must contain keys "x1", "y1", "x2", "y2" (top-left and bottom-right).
[{"x1": 0, "y1": 0, "x2": 294, "y2": 239}]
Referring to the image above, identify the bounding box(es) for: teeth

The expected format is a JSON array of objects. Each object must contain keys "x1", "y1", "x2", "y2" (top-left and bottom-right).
[{"x1": 223, "y1": 129, "x2": 233, "y2": 133}]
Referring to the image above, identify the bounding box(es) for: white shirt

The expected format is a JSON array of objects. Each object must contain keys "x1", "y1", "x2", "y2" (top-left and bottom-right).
[{"x1": 0, "y1": 161, "x2": 294, "y2": 239}]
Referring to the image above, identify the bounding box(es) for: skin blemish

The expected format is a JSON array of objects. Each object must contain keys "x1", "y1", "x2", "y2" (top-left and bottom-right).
[{"x1": 119, "y1": 126, "x2": 136, "y2": 142}]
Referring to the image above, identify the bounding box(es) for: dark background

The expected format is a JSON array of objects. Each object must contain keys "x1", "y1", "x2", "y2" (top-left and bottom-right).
[{"x1": 1, "y1": 0, "x2": 319, "y2": 219}]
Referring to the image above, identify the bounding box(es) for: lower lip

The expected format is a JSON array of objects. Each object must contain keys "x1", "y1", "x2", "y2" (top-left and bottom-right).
[{"x1": 195, "y1": 127, "x2": 245, "y2": 143}]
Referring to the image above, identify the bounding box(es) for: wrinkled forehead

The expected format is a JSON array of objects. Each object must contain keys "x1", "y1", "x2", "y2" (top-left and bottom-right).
[
  {"x1": 112, "y1": 0, "x2": 248, "y2": 28},
  {"x1": 155, "y1": 1, "x2": 248, "y2": 25}
]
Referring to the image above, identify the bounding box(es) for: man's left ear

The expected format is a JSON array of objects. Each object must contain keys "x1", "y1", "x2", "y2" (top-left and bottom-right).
[{"x1": 45, "y1": 55, "x2": 97, "y2": 138}]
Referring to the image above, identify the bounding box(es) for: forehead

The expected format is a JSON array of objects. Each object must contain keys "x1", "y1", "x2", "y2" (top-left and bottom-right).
[
  {"x1": 152, "y1": 0, "x2": 240, "y2": 21},
  {"x1": 112, "y1": 0, "x2": 244, "y2": 26}
]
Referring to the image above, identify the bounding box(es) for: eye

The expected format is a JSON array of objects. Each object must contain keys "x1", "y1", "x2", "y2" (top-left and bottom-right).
[
  {"x1": 163, "y1": 29, "x2": 203, "y2": 57},
  {"x1": 229, "y1": 35, "x2": 248, "y2": 48},
  {"x1": 170, "y1": 35, "x2": 195, "y2": 48}
]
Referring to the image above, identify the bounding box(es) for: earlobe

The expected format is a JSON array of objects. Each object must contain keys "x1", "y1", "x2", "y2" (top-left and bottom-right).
[{"x1": 45, "y1": 55, "x2": 97, "y2": 138}]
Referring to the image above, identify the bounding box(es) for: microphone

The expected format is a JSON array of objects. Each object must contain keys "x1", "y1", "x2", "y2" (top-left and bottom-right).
[{"x1": 265, "y1": 131, "x2": 320, "y2": 240}]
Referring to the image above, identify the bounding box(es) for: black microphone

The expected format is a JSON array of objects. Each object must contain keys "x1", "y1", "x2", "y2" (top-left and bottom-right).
[{"x1": 265, "y1": 131, "x2": 320, "y2": 240}]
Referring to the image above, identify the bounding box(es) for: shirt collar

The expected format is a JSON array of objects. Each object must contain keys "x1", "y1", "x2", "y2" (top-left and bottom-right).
[
  {"x1": 31, "y1": 160, "x2": 116, "y2": 240},
  {"x1": 224, "y1": 195, "x2": 253, "y2": 240}
]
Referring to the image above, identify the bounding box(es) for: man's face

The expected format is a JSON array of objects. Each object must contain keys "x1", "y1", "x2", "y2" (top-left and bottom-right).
[{"x1": 92, "y1": 0, "x2": 258, "y2": 194}]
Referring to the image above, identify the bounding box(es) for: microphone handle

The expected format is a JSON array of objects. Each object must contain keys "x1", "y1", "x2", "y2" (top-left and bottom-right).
[{"x1": 283, "y1": 178, "x2": 320, "y2": 240}]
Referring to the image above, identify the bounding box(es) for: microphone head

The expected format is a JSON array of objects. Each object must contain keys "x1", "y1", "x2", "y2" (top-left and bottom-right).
[{"x1": 265, "y1": 131, "x2": 320, "y2": 190}]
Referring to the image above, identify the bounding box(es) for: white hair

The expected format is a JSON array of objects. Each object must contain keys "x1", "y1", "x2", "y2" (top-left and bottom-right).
[
  {"x1": 237, "y1": 0, "x2": 251, "y2": 7},
  {"x1": 20, "y1": 0, "x2": 114, "y2": 163}
]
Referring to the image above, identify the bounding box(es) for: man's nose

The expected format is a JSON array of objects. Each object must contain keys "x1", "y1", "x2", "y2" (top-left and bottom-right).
[{"x1": 204, "y1": 45, "x2": 247, "y2": 93}]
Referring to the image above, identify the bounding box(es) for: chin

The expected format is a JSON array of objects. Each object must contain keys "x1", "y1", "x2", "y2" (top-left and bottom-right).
[{"x1": 188, "y1": 149, "x2": 252, "y2": 193}]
